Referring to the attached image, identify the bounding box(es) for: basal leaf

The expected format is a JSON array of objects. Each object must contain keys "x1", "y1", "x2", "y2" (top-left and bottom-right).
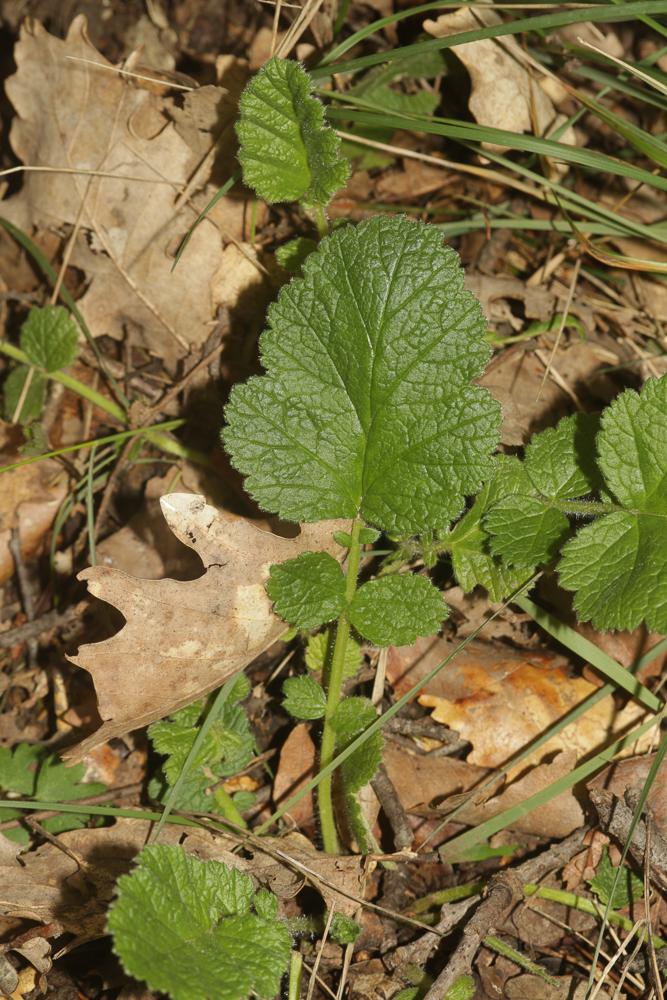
[
  {"x1": 223, "y1": 215, "x2": 500, "y2": 536},
  {"x1": 109, "y1": 845, "x2": 292, "y2": 1000},
  {"x1": 275, "y1": 237, "x2": 318, "y2": 275},
  {"x1": 559, "y1": 375, "x2": 667, "y2": 631},
  {"x1": 267, "y1": 551, "x2": 346, "y2": 628},
  {"x1": 282, "y1": 674, "x2": 327, "y2": 720},
  {"x1": 236, "y1": 57, "x2": 349, "y2": 208},
  {"x1": 349, "y1": 574, "x2": 445, "y2": 647},
  {"x1": 0, "y1": 743, "x2": 42, "y2": 797},
  {"x1": 20, "y1": 305, "x2": 78, "y2": 372}
]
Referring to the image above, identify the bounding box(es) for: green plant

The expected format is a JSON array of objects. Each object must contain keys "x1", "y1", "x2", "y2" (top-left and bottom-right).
[
  {"x1": 148, "y1": 674, "x2": 256, "y2": 827},
  {"x1": 0, "y1": 743, "x2": 106, "y2": 843},
  {"x1": 2, "y1": 305, "x2": 78, "y2": 424},
  {"x1": 108, "y1": 845, "x2": 292, "y2": 1000},
  {"x1": 103, "y1": 52, "x2": 667, "y2": 999}
]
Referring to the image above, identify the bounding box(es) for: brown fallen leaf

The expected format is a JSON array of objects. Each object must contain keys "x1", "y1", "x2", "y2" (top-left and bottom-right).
[
  {"x1": 423, "y1": 7, "x2": 577, "y2": 160},
  {"x1": 272, "y1": 722, "x2": 317, "y2": 832},
  {"x1": 3, "y1": 17, "x2": 257, "y2": 365},
  {"x1": 417, "y1": 650, "x2": 652, "y2": 773},
  {"x1": 0, "y1": 458, "x2": 67, "y2": 585},
  {"x1": 382, "y1": 744, "x2": 584, "y2": 840},
  {"x1": 67, "y1": 494, "x2": 345, "y2": 759}
]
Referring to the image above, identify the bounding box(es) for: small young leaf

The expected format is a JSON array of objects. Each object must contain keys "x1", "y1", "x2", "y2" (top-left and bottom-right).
[
  {"x1": 523, "y1": 412, "x2": 601, "y2": 499},
  {"x1": 559, "y1": 375, "x2": 667, "y2": 631},
  {"x1": 0, "y1": 744, "x2": 42, "y2": 796},
  {"x1": 445, "y1": 456, "x2": 532, "y2": 600},
  {"x1": 349, "y1": 574, "x2": 445, "y2": 647},
  {"x1": 236, "y1": 57, "x2": 349, "y2": 208},
  {"x1": 485, "y1": 413, "x2": 602, "y2": 569},
  {"x1": 223, "y1": 215, "x2": 500, "y2": 536},
  {"x1": 275, "y1": 237, "x2": 318, "y2": 274},
  {"x1": 486, "y1": 496, "x2": 568, "y2": 569},
  {"x1": 588, "y1": 847, "x2": 644, "y2": 910},
  {"x1": 282, "y1": 674, "x2": 327, "y2": 720},
  {"x1": 20, "y1": 305, "x2": 78, "y2": 372},
  {"x1": 305, "y1": 631, "x2": 361, "y2": 678},
  {"x1": 267, "y1": 551, "x2": 346, "y2": 628},
  {"x1": 3, "y1": 365, "x2": 47, "y2": 423},
  {"x1": 108, "y1": 845, "x2": 292, "y2": 1000},
  {"x1": 329, "y1": 912, "x2": 361, "y2": 944},
  {"x1": 334, "y1": 527, "x2": 379, "y2": 547},
  {"x1": 148, "y1": 691, "x2": 255, "y2": 814},
  {"x1": 332, "y1": 697, "x2": 383, "y2": 793}
]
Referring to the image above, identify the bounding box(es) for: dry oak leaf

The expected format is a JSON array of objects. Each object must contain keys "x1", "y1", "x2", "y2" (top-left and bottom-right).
[
  {"x1": 67, "y1": 494, "x2": 345, "y2": 760},
  {"x1": 3, "y1": 17, "x2": 252, "y2": 364},
  {"x1": 418, "y1": 655, "x2": 652, "y2": 775},
  {"x1": 423, "y1": 7, "x2": 577, "y2": 160}
]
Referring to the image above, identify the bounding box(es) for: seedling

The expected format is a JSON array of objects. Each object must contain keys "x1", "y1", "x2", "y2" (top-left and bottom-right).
[{"x1": 105, "y1": 56, "x2": 667, "y2": 999}]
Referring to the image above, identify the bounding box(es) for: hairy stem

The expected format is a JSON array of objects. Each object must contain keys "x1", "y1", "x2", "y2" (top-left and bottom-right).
[{"x1": 318, "y1": 519, "x2": 362, "y2": 854}]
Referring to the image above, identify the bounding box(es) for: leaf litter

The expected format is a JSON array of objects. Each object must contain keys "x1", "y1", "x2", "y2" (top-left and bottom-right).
[{"x1": 0, "y1": 2, "x2": 665, "y2": 998}]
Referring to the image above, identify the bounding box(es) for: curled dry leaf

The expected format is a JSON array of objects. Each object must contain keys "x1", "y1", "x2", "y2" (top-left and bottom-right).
[
  {"x1": 4, "y1": 17, "x2": 254, "y2": 364},
  {"x1": 67, "y1": 494, "x2": 345, "y2": 760},
  {"x1": 0, "y1": 457, "x2": 67, "y2": 585},
  {"x1": 424, "y1": 7, "x2": 576, "y2": 161}
]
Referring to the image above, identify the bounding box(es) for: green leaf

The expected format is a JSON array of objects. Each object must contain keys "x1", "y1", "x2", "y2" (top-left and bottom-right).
[
  {"x1": 332, "y1": 697, "x2": 383, "y2": 793},
  {"x1": 588, "y1": 847, "x2": 644, "y2": 910},
  {"x1": 3, "y1": 365, "x2": 47, "y2": 423},
  {"x1": 223, "y1": 215, "x2": 500, "y2": 536},
  {"x1": 305, "y1": 630, "x2": 362, "y2": 678},
  {"x1": 0, "y1": 743, "x2": 42, "y2": 796},
  {"x1": 236, "y1": 57, "x2": 349, "y2": 208},
  {"x1": 329, "y1": 912, "x2": 361, "y2": 945},
  {"x1": 445, "y1": 456, "x2": 532, "y2": 600},
  {"x1": 332, "y1": 697, "x2": 383, "y2": 853},
  {"x1": 108, "y1": 845, "x2": 292, "y2": 1000},
  {"x1": 267, "y1": 552, "x2": 346, "y2": 628},
  {"x1": 275, "y1": 237, "x2": 318, "y2": 275},
  {"x1": 485, "y1": 413, "x2": 602, "y2": 569},
  {"x1": 19, "y1": 305, "x2": 78, "y2": 372},
  {"x1": 559, "y1": 375, "x2": 667, "y2": 631},
  {"x1": 148, "y1": 692, "x2": 255, "y2": 813},
  {"x1": 349, "y1": 574, "x2": 445, "y2": 646},
  {"x1": 486, "y1": 496, "x2": 568, "y2": 569},
  {"x1": 523, "y1": 412, "x2": 602, "y2": 499},
  {"x1": 34, "y1": 755, "x2": 106, "y2": 835},
  {"x1": 282, "y1": 675, "x2": 327, "y2": 720}
]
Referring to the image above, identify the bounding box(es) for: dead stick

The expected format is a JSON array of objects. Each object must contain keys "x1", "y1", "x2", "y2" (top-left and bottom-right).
[
  {"x1": 422, "y1": 828, "x2": 587, "y2": 1000},
  {"x1": 0, "y1": 602, "x2": 85, "y2": 651},
  {"x1": 371, "y1": 763, "x2": 413, "y2": 851}
]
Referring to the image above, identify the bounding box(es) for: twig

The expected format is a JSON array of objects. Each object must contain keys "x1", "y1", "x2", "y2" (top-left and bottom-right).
[
  {"x1": 0, "y1": 602, "x2": 85, "y2": 651},
  {"x1": 387, "y1": 898, "x2": 477, "y2": 973},
  {"x1": 8, "y1": 529, "x2": 38, "y2": 665},
  {"x1": 422, "y1": 828, "x2": 587, "y2": 999},
  {"x1": 371, "y1": 763, "x2": 413, "y2": 851},
  {"x1": 590, "y1": 789, "x2": 667, "y2": 893}
]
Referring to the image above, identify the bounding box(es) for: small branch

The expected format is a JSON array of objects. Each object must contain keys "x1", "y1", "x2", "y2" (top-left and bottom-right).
[
  {"x1": 0, "y1": 602, "x2": 85, "y2": 651},
  {"x1": 371, "y1": 762, "x2": 413, "y2": 851},
  {"x1": 590, "y1": 788, "x2": 667, "y2": 893},
  {"x1": 422, "y1": 828, "x2": 587, "y2": 1000}
]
